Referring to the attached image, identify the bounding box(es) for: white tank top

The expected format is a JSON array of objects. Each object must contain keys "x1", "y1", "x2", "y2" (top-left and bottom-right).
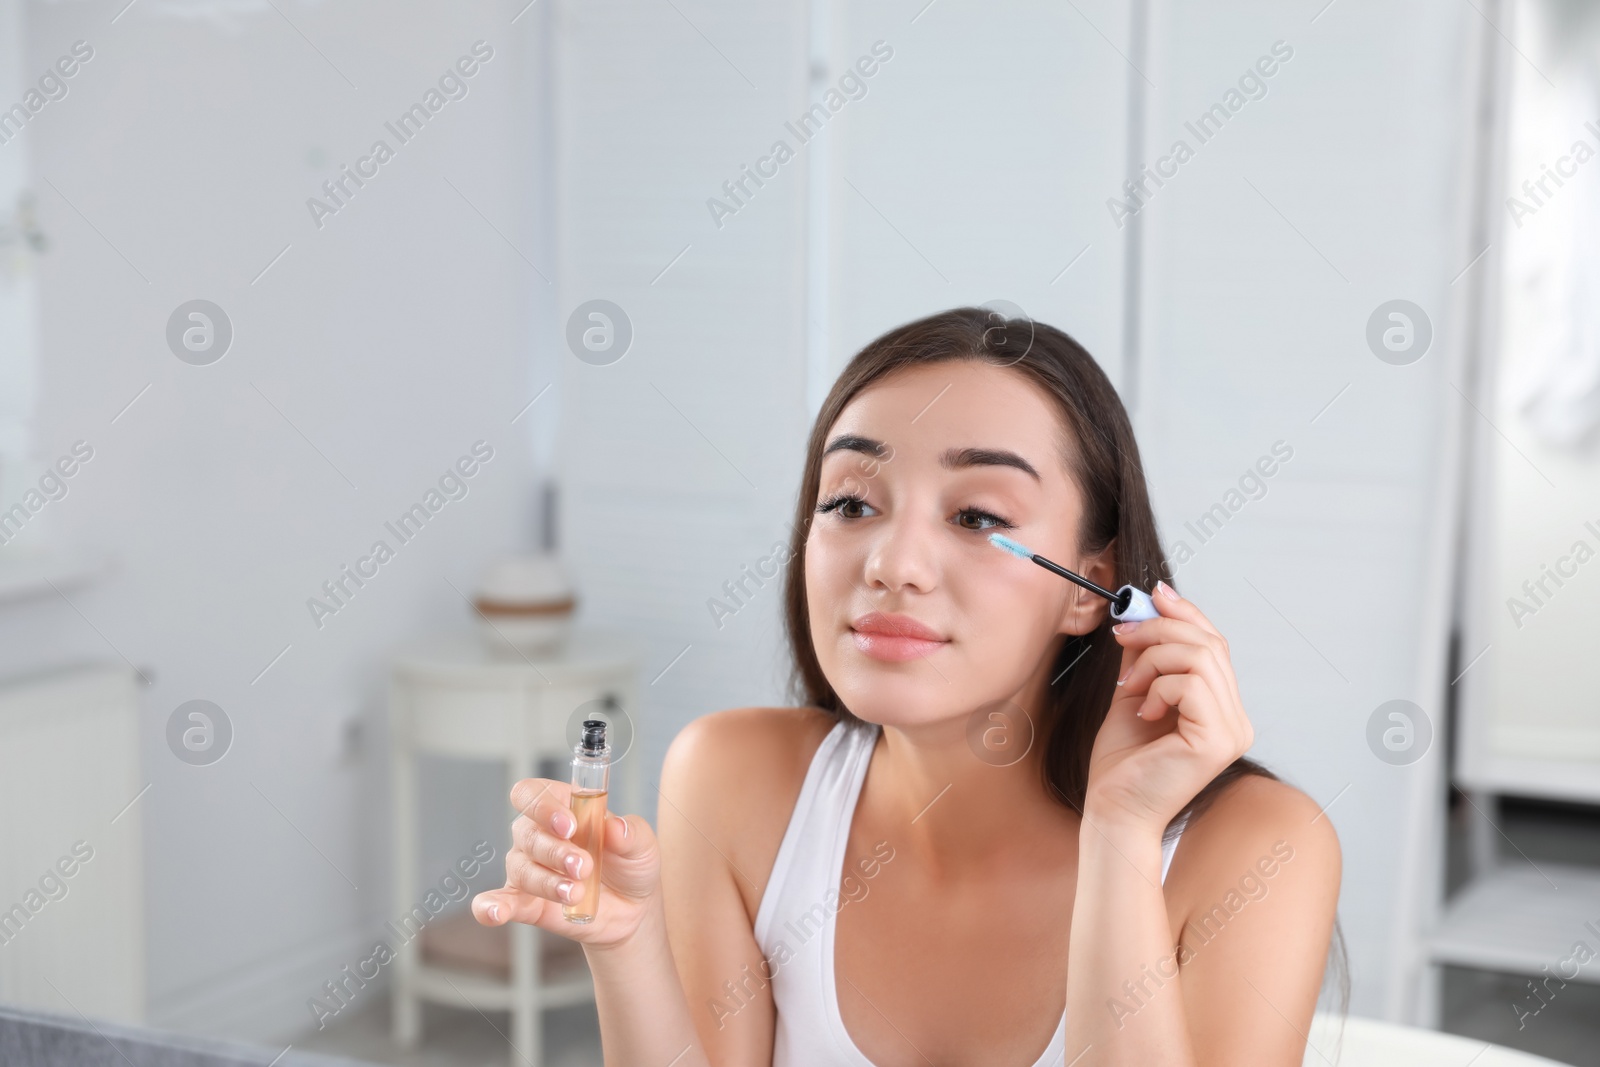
[{"x1": 752, "y1": 717, "x2": 1190, "y2": 1067}]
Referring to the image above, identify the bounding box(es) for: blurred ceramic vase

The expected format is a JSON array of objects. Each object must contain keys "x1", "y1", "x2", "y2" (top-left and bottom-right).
[{"x1": 472, "y1": 553, "x2": 576, "y2": 655}]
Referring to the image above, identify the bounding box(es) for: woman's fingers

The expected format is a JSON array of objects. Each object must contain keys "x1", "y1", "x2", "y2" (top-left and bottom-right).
[
  {"x1": 505, "y1": 809, "x2": 652, "y2": 897},
  {"x1": 1112, "y1": 608, "x2": 1242, "y2": 705},
  {"x1": 471, "y1": 778, "x2": 586, "y2": 932},
  {"x1": 1089, "y1": 585, "x2": 1258, "y2": 829},
  {"x1": 510, "y1": 777, "x2": 575, "y2": 838},
  {"x1": 1150, "y1": 580, "x2": 1225, "y2": 639},
  {"x1": 1116, "y1": 641, "x2": 1230, "y2": 704},
  {"x1": 1119, "y1": 582, "x2": 1231, "y2": 674},
  {"x1": 506, "y1": 845, "x2": 585, "y2": 904},
  {"x1": 473, "y1": 776, "x2": 664, "y2": 946},
  {"x1": 606, "y1": 813, "x2": 650, "y2": 862},
  {"x1": 472, "y1": 884, "x2": 567, "y2": 930},
  {"x1": 472, "y1": 885, "x2": 539, "y2": 926},
  {"x1": 1135, "y1": 673, "x2": 1253, "y2": 753},
  {"x1": 1113, "y1": 615, "x2": 1221, "y2": 659},
  {"x1": 470, "y1": 842, "x2": 587, "y2": 932},
  {"x1": 1135, "y1": 673, "x2": 1206, "y2": 722},
  {"x1": 514, "y1": 814, "x2": 591, "y2": 880}
]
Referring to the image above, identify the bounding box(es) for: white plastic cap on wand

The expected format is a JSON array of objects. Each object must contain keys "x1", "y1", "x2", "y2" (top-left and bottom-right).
[{"x1": 1109, "y1": 586, "x2": 1159, "y2": 623}]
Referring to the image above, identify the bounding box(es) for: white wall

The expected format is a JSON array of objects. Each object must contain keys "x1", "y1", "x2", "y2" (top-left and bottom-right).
[
  {"x1": 831, "y1": 0, "x2": 1133, "y2": 371},
  {"x1": 0, "y1": 0, "x2": 40, "y2": 513},
  {"x1": 1136, "y1": 0, "x2": 1474, "y2": 1018},
  {"x1": 553, "y1": 0, "x2": 815, "y2": 805},
  {"x1": 4, "y1": 0, "x2": 555, "y2": 1040}
]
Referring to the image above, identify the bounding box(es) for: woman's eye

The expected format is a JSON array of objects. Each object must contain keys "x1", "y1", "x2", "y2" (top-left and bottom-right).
[
  {"x1": 955, "y1": 507, "x2": 1013, "y2": 531},
  {"x1": 816, "y1": 493, "x2": 874, "y2": 519}
]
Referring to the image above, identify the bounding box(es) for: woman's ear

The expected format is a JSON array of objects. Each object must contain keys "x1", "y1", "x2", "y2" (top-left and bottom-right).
[{"x1": 1058, "y1": 542, "x2": 1117, "y2": 635}]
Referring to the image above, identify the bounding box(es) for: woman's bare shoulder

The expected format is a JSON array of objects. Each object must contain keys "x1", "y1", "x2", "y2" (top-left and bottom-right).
[
  {"x1": 663, "y1": 705, "x2": 836, "y2": 788},
  {"x1": 1167, "y1": 773, "x2": 1342, "y2": 916},
  {"x1": 660, "y1": 706, "x2": 838, "y2": 918},
  {"x1": 670, "y1": 703, "x2": 833, "y2": 747}
]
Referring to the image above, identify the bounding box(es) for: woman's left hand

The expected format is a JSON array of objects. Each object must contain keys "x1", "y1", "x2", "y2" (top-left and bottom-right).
[{"x1": 1084, "y1": 580, "x2": 1255, "y2": 836}]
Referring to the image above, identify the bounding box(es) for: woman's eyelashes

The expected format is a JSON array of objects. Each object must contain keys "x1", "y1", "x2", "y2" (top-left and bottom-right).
[
  {"x1": 953, "y1": 506, "x2": 1014, "y2": 532},
  {"x1": 812, "y1": 495, "x2": 876, "y2": 518},
  {"x1": 813, "y1": 492, "x2": 1015, "y2": 531}
]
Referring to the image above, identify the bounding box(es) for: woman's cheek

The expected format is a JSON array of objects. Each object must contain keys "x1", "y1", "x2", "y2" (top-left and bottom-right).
[
  {"x1": 968, "y1": 573, "x2": 1057, "y2": 658},
  {"x1": 807, "y1": 525, "x2": 860, "y2": 583},
  {"x1": 804, "y1": 536, "x2": 850, "y2": 631},
  {"x1": 804, "y1": 534, "x2": 833, "y2": 600}
]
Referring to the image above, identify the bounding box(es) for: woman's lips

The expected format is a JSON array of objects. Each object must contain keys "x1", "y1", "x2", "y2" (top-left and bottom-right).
[{"x1": 849, "y1": 612, "x2": 950, "y2": 663}]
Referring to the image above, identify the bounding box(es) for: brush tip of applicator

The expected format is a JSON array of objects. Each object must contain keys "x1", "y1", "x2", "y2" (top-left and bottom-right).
[{"x1": 987, "y1": 532, "x2": 1035, "y2": 559}]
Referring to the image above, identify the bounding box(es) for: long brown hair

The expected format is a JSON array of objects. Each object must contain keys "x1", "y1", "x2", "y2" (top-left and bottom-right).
[
  {"x1": 781, "y1": 305, "x2": 1268, "y2": 825},
  {"x1": 780, "y1": 306, "x2": 1348, "y2": 1020}
]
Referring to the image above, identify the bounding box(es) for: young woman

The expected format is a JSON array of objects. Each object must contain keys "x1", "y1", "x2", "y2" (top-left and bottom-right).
[{"x1": 473, "y1": 307, "x2": 1345, "y2": 1066}]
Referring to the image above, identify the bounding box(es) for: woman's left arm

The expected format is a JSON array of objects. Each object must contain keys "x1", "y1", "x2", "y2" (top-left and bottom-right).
[{"x1": 1062, "y1": 581, "x2": 1342, "y2": 1066}]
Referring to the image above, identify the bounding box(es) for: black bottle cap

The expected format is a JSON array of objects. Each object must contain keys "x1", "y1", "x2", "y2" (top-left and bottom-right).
[{"x1": 580, "y1": 719, "x2": 608, "y2": 755}]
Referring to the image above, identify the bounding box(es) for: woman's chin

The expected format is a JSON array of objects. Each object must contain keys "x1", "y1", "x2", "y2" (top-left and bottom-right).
[{"x1": 829, "y1": 673, "x2": 970, "y2": 728}]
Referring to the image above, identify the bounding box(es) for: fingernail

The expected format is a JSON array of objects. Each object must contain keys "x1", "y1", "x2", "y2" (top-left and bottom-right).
[
  {"x1": 615, "y1": 815, "x2": 628, "y2": 838},
  {"x1": 557, "y1": 813, "x2": 575, "y2": 838},
  {"x1": 1155, "y1": 581, "x2": 1179, "y2": 601},
  {"x1": 565, "y1": 853, "x2": 582, "y2": 877},
  {"x1": 487, "y1": 902, "x2": 501, "y2": 922},
  {"x1": 1135, "y1": 709, "x2": 1145, "y2": 718},
  {"x1": 1112, "y1": 622, "x2": 1138, "y2": 634},
  {"x1": 1116, "y1": 667, "x2": 1131, "y2": 686},
  {"x1": 558, "y1": 881, "x2": 575, "y2": 901}
]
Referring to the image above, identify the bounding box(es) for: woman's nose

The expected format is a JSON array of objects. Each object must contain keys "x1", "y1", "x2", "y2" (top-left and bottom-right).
[{"x1": 861, "y1": 509, "x2": 941, "y2": 594}]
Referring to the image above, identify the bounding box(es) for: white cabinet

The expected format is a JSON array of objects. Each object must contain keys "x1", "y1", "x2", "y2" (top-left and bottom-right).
[{"x1": 0, "y1": 663, "x2": 144, "y2": 1025}]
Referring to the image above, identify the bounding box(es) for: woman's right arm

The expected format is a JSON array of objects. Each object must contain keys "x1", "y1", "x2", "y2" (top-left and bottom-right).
[
  {"x1": 471, "y1": 711, "x2": 780, "y2": 1066},
  {"x1": 657, "y1": 711, "x2": 782, "y2": 1061}
]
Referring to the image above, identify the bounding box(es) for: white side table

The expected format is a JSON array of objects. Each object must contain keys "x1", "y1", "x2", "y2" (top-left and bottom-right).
[{"x1": 388, "y1": 628, "x2": 642, "y2": 1066}]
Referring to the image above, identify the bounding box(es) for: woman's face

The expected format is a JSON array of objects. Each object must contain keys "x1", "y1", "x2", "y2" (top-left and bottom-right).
[{"x1": 805, "y1": 360, "x2": 1114, "y2": 730}]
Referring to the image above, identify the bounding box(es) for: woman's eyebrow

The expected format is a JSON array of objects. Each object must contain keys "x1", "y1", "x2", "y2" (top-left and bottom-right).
[
  {"x1": 822, "y1": 433, "x2": 889, "y2": 459},
  {"x1": 941, "y1": 446, "x2": 1040, "y2": 481}
]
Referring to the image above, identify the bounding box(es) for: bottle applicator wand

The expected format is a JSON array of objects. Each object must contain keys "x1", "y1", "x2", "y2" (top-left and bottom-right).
[{"x1": 987, "y1": 533, "x2": 1160, "y2": 623}]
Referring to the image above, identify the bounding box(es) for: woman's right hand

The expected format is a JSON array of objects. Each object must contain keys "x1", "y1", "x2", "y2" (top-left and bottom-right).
[{"x1": 471, "y1": 777, "x2": 661, "y2": 950}]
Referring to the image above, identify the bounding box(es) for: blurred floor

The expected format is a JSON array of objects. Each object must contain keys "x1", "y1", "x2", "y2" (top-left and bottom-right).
[
  {"x1": 1440, "y1": 792, "x2": 1600, "y2": 1067},
  {"x1": 1442, "y1": 966, "x2": 1599, "y2": 1067},
  {"x1": 292, "y1": 997, "x2": 601, "y2": 1067}
]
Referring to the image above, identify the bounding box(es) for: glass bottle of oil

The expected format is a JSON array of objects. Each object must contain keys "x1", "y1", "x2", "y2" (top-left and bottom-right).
[{"x1": 563, "y1": 719, "x2": 610, "y2": 923}]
